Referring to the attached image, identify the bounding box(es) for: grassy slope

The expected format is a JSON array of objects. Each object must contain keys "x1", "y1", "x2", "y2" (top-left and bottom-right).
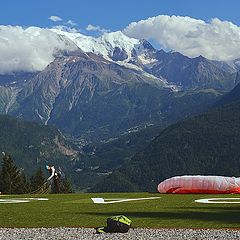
[{"x1": 0, "y1": 193, "x2": 240, "y2": 228}]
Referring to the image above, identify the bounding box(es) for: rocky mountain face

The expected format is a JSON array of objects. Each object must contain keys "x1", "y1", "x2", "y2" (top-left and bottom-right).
[
  {"x1": 215, "y1": 71, "x2": 240, "y2": 106},
  {"x1": 0, "y1": 72, "x2": 37, "y2": 113},
  {"x1": 0, "y1": 72, "x2": 36, "y2": 87},
  {"x1": 8, "y1": 50, "x2": 178, "y2": 141},
  {"x1": 0, "y1": 48, "x2": 225, "y2": 146},
  {"x1": 148, "y1": 53, "x2": 236, "y2": 90}
]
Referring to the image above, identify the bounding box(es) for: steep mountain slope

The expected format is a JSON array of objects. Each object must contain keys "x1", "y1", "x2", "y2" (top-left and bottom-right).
[
  {"x1": 0, "y1": 114, "x2": 77, "y2": 173},
  {"x1": 0, "y1": 32, "x2": 236, "y2": 139},
  {"x1": 0, "y1": 72, "x2": 37, "y2": 113},
  {"x1": 9, "y1": 50, "x2": 178, "y2": 141},
  {"x1": 0, "y1": 86, "x2": 17, "y2": 113},
  {"x1": 0, "y1": 72, "x2": 36, "y2": 87},
  {"x1": 92, "y1": 82, "x2": 240, "y2": 192},
  {"x1": 215, "y1": 71, "x2": 240, "y2": 106},
  {"x1": 149, "y1": 52, "x2": 236, "y2": 90},
  {"x1": 10, "y1": 53, "x2": 222, "y2": 145}
]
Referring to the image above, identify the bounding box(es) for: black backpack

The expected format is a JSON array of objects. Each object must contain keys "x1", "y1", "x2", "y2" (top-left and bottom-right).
[{"x1": 96, "y1": 215, "x2": 132, "y2": 234}]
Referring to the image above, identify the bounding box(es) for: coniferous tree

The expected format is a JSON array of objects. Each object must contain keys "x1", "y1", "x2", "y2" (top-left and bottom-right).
[
  {"x1": 16, "y1": 173, "x2": 30, "y2": 194},
  {"x1": 30, "y1": 168, "x2": 46, "y2": 192},
  {"x1": 0, "y1": 169, "x2": 2, "y2": 193},
  {"x1": 1, "y1": 153, "x2": 28, "y2": 194},
  {"x1": 60, "y1": 177, "x2": 73, "y2": 193}
]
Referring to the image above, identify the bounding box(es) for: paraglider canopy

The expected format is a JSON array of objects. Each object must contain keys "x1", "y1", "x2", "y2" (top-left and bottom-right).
[{"x1": 158, "y1": 175, "x2": 240, "y2": 194}]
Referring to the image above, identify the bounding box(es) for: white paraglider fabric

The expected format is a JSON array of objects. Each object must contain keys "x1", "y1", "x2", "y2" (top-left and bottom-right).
[{"x1": 158, "y1": 175, "x2": 240, "y2": 194}]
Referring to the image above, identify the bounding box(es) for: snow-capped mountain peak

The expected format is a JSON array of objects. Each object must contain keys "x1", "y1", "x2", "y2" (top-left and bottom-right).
[
  {"x1": 100, "y1": 31, "x2": 139, "y2": 57},
  {"x1": 50, "y1": 28, "x2": 156, "y2": 63}
]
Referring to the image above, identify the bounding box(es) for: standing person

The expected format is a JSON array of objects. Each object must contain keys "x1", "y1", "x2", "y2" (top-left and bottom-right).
[{"x1": 46, "y1": 165, "x2": 61, "y2": 193}]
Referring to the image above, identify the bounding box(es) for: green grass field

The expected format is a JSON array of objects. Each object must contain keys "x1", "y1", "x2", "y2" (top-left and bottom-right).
[{"x1": 0, "y1": 193, "x2": 240, "y2": 228}]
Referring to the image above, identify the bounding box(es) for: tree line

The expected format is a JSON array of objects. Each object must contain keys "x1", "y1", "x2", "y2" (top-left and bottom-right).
[{"x1": 0, "y1": 153, "x2": 72, "y2": 194}]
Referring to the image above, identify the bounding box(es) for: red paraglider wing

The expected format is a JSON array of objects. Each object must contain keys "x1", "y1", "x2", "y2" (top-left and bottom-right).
[{"x1": 158, "y1": 175, "x2": 240, "y2": 194}]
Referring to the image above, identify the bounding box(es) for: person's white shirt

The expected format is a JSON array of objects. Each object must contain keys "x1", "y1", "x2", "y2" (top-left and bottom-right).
[{"x1": 47, "y1": 166, "x2": 56, "y2": 181}]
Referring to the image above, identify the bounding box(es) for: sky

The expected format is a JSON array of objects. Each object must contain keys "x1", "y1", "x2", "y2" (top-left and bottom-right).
[
  {"x1": 1, "y1": 0, "x2": 240, "y2": 74},
  {"x1": 1, "y1": 0, "x2": 240, "y2": 32}
]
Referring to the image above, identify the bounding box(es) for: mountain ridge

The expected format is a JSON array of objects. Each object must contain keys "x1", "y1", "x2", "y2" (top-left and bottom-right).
[{"x1": 50, "y1": 29, "x2": 239, "y2": 91}]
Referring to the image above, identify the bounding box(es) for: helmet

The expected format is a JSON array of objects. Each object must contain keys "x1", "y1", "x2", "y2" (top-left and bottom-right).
[{"x1": 45, "y1": 165, "x2": 49, "y2": 170}]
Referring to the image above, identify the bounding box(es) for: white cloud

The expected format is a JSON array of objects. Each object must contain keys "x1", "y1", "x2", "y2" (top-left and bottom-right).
[
  {"x1": 123, "y1": 15, "x2": 240, "y2": 61},
  {"x1": 86, "y1": 24, "x2": 110, "y2": 34},
  {"x1": 0, "y1": 25, "x2": 78, "y2": 74},
  {"x1": 49, "y1": 15, "x2": 63, "y2": 22}
]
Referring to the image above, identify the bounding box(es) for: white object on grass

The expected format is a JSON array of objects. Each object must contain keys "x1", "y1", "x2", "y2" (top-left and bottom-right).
[{"x1": 91, "y1": 197, "x2": 161, "y2": 204}]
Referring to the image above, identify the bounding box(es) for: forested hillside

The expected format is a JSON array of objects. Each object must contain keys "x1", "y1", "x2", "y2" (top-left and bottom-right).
[
  {"x1": 92, "y1": 84, "x2": 240, "y2": 192},
  {"x1": 0, "y1": 114, "x2": 77, "y2": 173}
]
